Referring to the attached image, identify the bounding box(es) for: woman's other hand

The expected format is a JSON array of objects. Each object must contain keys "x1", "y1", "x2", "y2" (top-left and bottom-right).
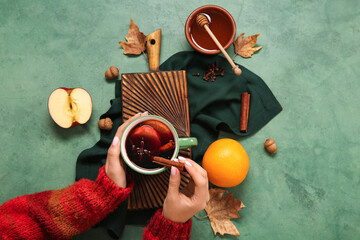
[
  {"x1": 162, "y1": 156, "x2": 210, "y2": 223},
  {"x1": 105, "y1": 111, "x2": 148, "y2": 188}
]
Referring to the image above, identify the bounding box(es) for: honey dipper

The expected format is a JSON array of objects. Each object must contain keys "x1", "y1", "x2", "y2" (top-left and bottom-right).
[{"x1": 196, "y1": 14, "x2": 242, "y2": 76}]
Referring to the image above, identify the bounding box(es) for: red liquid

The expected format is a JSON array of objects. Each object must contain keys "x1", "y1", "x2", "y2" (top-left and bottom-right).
[
  {"x1": 126, "y1": 121, "x2": 175, "y2": 169},
  {"x1": 189, "y1": 10, "x2": 233, "y2": 52}
]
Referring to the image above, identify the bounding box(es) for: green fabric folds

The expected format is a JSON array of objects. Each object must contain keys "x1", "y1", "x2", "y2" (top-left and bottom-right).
[{"x1": 160, "y1": 51, "x2": 282, "y2": 161}]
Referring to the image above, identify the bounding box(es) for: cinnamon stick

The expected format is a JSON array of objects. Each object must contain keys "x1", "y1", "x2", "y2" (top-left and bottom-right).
[
  {"x1": 240, "y1": 92, "x2": 251, "y2": 132},
  {"x1": 151, "y1": 156, "x2": 185, "y2": 172}
]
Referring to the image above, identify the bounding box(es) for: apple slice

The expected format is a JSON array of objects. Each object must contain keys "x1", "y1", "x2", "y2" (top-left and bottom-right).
[
  {"x1": 48, "y1": 88, "x2": 92, "y2": 128},
  {"x1": 129, "y1": 125, "x2": 162, "y2": 151},
  {"x1": 142, "y1": 120, "x2": 173, "y2": 144}
]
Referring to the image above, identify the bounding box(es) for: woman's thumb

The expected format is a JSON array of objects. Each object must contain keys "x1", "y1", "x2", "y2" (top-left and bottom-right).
[
  {"x1": 107, "y1": 136, "x2": 121, "y2": 168},
  {"x1": 167, "y1": 166, "x2": 181, "y2": 197}
]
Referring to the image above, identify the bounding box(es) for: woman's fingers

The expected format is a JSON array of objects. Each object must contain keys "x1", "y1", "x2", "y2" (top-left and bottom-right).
[
  {"x1": 178, "y1": 156, "x2": 209, "y2": 202},
  {"x1": 105, "y1": 135, "x2": 126, "y2": 187},
  {"x1": 178, "y1": 156, "x2": 208, "y2": 180},
  {"x1": 167, "y1": 166, "x2": 181, "y2": 199},
  {"x1": 163, "y1": 157, "x2": 209, "y2": 223},
  {"x1": 105, "y1": 111, "x2": 148, "y2": 188},
  {"x1": 107, "y1": 136, "x2": 121, "y2": 168}
]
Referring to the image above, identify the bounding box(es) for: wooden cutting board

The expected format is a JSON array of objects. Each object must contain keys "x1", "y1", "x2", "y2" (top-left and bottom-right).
[{"x1": 121, "y1": 29, "x2": 192, "y2": 210}]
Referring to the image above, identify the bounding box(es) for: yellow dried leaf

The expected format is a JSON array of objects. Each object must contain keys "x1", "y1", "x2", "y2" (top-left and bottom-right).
[
  {"x1": 119, "y1": 18, "x2": 146, "y2": 55},
  {"x1": 234, "y1": 33, "x2": 262, "y2": 58},
  {"x1": 205, "y1": 188, "x2": 245, "y2": 236}
]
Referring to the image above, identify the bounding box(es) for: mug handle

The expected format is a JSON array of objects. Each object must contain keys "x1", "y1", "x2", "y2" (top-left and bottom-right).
[{"x1": 178, "y1": 137, "x2": 198, "y2": 149}]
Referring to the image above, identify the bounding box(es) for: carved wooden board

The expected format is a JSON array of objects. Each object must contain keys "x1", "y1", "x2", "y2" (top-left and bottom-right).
[{"x1": 121, "y1": 70, "x2": 192, "y2": 210}]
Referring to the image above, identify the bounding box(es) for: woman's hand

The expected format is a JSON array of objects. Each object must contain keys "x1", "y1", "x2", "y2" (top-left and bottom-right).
[
  {"x1": 105, "y1": 112, "x2": 148, "y2": 188},
  {"x1": 162, "y1": 156, "x2": 210, "y2": 223}
]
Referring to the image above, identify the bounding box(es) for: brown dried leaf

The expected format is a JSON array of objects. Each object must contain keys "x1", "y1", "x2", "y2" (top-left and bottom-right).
[
  {"x1": 205, "y1": 188, "x2": 245, "y2": 236},
  {"x1": 119, "y1": 18, "x2": 146, "y2": 55},
  {"x1": 234, "y1": 33, "x2": 262, "y2": 58}
]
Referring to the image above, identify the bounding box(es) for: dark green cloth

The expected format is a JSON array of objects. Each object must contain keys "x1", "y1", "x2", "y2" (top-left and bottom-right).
[
  {"x1": 75, "y1": 51, "x2": 282, "y2": 238},
  {"x1": 160, "y1": 51, "x2": 282, "y2": 161}
]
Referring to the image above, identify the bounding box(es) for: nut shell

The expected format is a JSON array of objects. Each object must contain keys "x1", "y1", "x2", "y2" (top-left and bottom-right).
[
  {"x1": 264, "y1": 139, "x2": 277, "y2": 153},
  {"x1": 98, "y1": 117, "x2": 113, "y2": 130},
  {"x1": 105, "y1": 66, "x2": 119, "y2": 79}
]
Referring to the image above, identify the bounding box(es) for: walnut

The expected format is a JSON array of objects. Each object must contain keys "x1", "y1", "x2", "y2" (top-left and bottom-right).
[
  {"x1": 264, "y1": 139, "x2": 277, "y2": 153},
  {"x1": 105, "y1": 66, "x2": 119, "y2": 79},
  {"x1": 98, "y1": 117, "x2": 113, "y2": 130}
]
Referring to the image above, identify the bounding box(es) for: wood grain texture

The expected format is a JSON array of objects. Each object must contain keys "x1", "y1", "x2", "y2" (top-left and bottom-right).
[{"x1": 121, "y1": 70, "x2": 192, "y2": 210}]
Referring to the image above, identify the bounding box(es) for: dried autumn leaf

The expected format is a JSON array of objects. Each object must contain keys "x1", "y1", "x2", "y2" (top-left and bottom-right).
[
  {"x1": 234, "y1": 33, "x2": 262, "y2": 58},
  {"x1": 205, "y1": 188, "x2": 245, "y2": 236},
  {"x1": 119, "y1": 18, "x2": 146, "y2": 55}
]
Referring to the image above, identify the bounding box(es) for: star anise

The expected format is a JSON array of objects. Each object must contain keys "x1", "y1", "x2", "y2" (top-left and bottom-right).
[{"x1": 132, "y1": 138, "x2": 151, "y2": 161}]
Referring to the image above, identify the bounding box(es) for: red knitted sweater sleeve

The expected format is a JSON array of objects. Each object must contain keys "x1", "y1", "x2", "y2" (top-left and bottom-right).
[
  {"x1": 143, "y1": 209, "x2": 192, "y2": 240},
  {"x1": 0, "y1": 166, "x2": 133, "y2": 240}
]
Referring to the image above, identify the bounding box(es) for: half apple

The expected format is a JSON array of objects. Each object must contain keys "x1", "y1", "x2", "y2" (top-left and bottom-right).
[{"x1": 48, "y1": 88, "x2": 92, "y2": 128}]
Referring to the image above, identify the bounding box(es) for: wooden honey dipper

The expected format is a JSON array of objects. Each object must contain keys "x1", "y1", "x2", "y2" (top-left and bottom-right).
[{"x1": 196, "y1": 14, "x2": 242, "y2": 76}]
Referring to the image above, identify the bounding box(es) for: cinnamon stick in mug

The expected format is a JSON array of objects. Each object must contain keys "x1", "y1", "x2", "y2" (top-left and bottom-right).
[
  {"x1": 151, "y1": 156, "x2": 185, "y2": 172},
  {"x1": 240, "y1": 92, "x2": 250, "y2": 132}
]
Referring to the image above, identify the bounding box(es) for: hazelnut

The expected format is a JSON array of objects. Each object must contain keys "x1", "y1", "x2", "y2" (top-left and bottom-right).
[
  {"x1": 98, "y1": 117, "x2": 113, "y2": 130},
  {"x1": 264, "y1": 139, "x2": 277, "y2": 153},
  {"x1": 105, "y1": 66, "x2": 119, "y2": 79}
]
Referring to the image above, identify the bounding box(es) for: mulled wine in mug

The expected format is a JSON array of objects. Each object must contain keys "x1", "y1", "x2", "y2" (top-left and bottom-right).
[{"x1": 120, "y1": 115, "x2": 197, "y2": 175}]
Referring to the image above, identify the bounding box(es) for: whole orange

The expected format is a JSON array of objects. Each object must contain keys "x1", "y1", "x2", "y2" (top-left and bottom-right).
[{"x1": 202, "y1": 138, "x2": 249, "y2": 188}]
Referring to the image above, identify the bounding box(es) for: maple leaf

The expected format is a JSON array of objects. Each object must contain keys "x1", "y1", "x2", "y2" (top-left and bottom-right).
[
  {"x1": 204, "y1": 188, "x2": 245, "y2": 236},
  {"x1": 119, "y1": 18, "x2": 146, "y2": 55},
  {"x1": 234, "y1": 33, "x2": 262, "y2": 58}
]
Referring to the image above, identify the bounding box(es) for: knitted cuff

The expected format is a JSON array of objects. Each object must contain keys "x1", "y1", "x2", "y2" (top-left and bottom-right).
[
  {"x1": 143, "y1": 209, "x2": 192, "y2": 240},
  {"x1": 95, "y1": 166, "x2": 134, "y2": 203}
]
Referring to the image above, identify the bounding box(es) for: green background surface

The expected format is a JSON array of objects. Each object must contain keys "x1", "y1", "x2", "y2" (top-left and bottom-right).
[{"x1": 0, "y1": 0, "x2": 359, "y2": 239}]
